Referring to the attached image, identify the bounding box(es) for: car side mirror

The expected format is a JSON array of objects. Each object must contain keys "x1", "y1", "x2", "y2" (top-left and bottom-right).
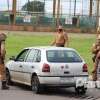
[{"x1": 9, "y1": 56, "x2": 16, "y2": 60}]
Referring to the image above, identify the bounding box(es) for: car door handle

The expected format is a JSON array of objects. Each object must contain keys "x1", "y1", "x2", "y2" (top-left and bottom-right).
[{"x1": 19, "y1": 65, "x2": 23, "y2": 68}]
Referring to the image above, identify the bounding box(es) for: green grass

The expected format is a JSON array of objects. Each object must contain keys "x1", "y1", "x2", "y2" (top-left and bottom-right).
[
  {"x1": 69, "y1": 34, "x2": 95, "y2": 73},
  {"x1": 5, "y1": 32, "x2": 96, "y2": 74}
]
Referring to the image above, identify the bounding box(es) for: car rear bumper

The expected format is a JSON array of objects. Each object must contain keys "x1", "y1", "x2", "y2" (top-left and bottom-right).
[{"x1": 38, "y1": 75, "x2": 88, "y2": 87}]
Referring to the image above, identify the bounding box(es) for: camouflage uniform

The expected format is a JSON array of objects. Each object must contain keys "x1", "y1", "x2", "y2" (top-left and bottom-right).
[
  {"x1": 92, "y1": 35, "x2": 100, "y2": 81},
  {"x1": 0, "y1": 33, "x2": 9, "y2": 89},
  {"x1": 97, "y1": 26, "x2": 100, "y2": 35}
]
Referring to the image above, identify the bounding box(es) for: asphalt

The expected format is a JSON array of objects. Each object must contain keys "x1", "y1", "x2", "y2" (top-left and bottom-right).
[{"x1": 0, "y1": 82, "x2": 100, "y2": 100}]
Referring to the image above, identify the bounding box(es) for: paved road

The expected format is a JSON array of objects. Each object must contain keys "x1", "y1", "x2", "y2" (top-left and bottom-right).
[{"x1": 0, "y1": 82, "x2": 100, "y2": 100}]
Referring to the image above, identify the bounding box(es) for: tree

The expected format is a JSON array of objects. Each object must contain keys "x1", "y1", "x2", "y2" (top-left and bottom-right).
[{"x1": 21, "y1": 1, "x2": 45, "y2": 12}]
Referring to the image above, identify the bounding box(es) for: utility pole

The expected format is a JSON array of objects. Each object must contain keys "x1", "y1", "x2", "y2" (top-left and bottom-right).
[
  {"x1": 53, "y1": 0, "x2": 56, "y2": 17},
  {"x1": 97, "y1": 0, "x2": 100, "y2": 28},
  {"x1": 7, "y1": 0, "x2": 10, "y2": 24},
  {"x1": 57, "y1": 0, "x2": 60, "y2": 26},
  {"x1": 89, "y1": 0, "x2": 93, "y2": 16},
  {"x1": 74, "y1": 0, "x2": 76, "y2": 16},
  {"x1": 12, "y1": 0, "x2": 16, "y2": 24}
]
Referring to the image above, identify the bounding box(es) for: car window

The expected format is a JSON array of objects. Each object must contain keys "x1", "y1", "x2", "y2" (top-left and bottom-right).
[
  {"x1": 46, "y1": 50, "x2": 82, "y2": 63},
  {"x1": 15, "y1": 49, "x2": 29, "y2": 62},
  {"x1": 36, "y1": 50, "x2": 41, "y2": 62},
  {"x1": 26, "y1": 49, "x2": 41, "y2": 62}
]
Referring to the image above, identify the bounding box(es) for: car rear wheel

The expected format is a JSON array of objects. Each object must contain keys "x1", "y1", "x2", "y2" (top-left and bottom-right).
[
  {"x1": 31, "y1": 76, "x2": 42, "y2": 94},
  {"x1": 6, "y1": 69, "x2": 13, "y2": 85},
  {"x1": 75, "y1": 86, "x2": 87, "y2": 95}
]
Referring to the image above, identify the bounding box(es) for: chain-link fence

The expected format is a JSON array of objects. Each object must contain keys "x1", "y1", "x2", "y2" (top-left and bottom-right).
[
  {"x1": 0, "y1": 11, "x2": 96, "y2": 30},
  {"x1": 0, "y1": 0, "x2": 98, "y2": 31}
]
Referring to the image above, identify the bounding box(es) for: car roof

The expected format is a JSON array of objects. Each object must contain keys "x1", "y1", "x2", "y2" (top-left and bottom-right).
[{"x1": 24, "y1": 46, "x2": 76, "y2": 51}]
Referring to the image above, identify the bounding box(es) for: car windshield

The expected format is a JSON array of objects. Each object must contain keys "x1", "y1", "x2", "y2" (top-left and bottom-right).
[{"x1": 46, "y1": 50, "x2": 82, "y2": 63}]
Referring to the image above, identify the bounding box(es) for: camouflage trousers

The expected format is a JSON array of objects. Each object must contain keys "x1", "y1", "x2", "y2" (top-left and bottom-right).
[
  {"x1": 0, "y1": 64, "x2": 6, "y2": 81},
  {"x1": 92, "y1": 71, "x2": 97, "y2": 81}
]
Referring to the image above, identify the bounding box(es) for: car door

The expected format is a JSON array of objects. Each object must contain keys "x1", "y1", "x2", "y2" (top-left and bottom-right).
[
  {"x1": 10, "y1": 49, "x2": 29, "y2": 83},
  {"x1": 22, "y1": 49, "x2": 41, "y2": 85}
]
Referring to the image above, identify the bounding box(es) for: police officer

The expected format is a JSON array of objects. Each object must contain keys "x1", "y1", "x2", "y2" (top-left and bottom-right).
[
  {"x1": 0, "y1": 33, "x2": 9, "y2": 89},
  {"x1": 92, "y1": 35, "x2": 100, "y2": 81}
]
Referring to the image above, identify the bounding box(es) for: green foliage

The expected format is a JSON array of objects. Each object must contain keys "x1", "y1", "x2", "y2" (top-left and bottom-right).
[{"x1": 21, "y1": 1, "x2": 45, "y2": 12}]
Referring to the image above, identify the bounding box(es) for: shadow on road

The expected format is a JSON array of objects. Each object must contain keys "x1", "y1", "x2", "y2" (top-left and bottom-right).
[
  {"x1": 11, "y1": 83, "x2": 32, "y2": 91},
  {"x1": 41, "y1": 87, "x2": 91, "y2": 99},
  {"x1": 11, "y1": 83, "x2": 93, "y2": 99},
  {"x1": 10, "y1": 83, "x2": 100, "y2": 100}
]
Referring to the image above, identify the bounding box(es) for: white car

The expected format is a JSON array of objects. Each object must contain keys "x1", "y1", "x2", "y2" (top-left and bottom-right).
[{"x1": 6, "y1": 46, "x2": 88, "y2": 94}]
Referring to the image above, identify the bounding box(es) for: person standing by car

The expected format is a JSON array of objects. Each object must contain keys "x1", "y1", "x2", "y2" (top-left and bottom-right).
[
  {"x1": 92, "y1": 35, "x2": 100, "y2": 81},
  {"x1": 0, "y1": 33, "x2": 9, "y2": 89},
  {"x1": 51, "y1": 25, "x2": 69, "y2": 47}
]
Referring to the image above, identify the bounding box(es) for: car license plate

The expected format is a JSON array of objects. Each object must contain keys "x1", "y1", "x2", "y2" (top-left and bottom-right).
[{"x1": 60, "y1": 77, "x2": 74, "y2": 83}]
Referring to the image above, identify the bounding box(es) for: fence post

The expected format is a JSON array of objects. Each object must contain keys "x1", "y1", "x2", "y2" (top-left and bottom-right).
[
  {"x1": 96, "y1": 0, "x2": 100, "y2": 28},
  {"x1": 56, "y1": 0, "x2": 60, "y2": 26},
  {"x1": 12, "y1": 0, "x2": 16, "y2": 25},
  {"x1": 89, "y1": 0, "x2": 93, "y2": 16}
]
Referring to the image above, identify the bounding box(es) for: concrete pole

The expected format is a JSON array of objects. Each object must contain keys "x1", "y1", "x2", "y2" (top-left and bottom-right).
[
  {"x1": 12, "y1": 0, "x2": 16, "y2": 24},
  {"x1": 89, "y1": 0, "x2": 93, "y2": 16},
  {"x1": 74, "y1": 0, "x2": 76, "y2": 16},
  {"x1": 53, "y1": 0, "x2": 56, "y2": 17},
  {"x1": 56, "y1": 0, "x2": 60, "y2": 26},
  {"x1": 96, "y1": 0, "x2": 100, "y2": 28}
]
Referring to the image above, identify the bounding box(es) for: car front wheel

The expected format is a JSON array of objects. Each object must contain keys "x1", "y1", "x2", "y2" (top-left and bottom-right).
[{"x1": 6, "y1": 69, "x2": 13, "y2": 85}]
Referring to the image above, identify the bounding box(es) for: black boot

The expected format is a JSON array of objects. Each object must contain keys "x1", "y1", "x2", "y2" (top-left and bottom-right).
[{"x1": 1, "y1": 80, "x2": 9, "y2": 90}]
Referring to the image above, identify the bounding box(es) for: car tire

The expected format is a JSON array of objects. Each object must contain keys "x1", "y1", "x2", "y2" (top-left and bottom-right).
[
  {"x1": 31, "y1": 76, "x2": 42, "y2": 94},
  {"x1": 6, "y1": 69, "x2": 13, "y2": 85},
  {"x1": 75, "y1": 86, "x2": 87, "y2": 95}
]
